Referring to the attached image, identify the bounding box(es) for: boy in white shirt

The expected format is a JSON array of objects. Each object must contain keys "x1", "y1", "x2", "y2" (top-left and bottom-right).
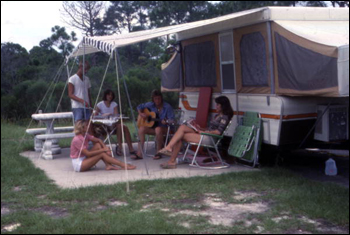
[{"x1": 68, "y1": 61, "x2": 92, "y2": 122}]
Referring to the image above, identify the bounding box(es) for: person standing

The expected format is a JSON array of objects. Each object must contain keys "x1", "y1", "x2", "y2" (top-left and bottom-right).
[{"x1": 68, "y1": 61, "x2": 92, "y2": 122}]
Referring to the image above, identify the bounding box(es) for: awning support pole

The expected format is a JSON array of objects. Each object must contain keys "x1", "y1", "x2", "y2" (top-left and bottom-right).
[
  {"x1": 115, "y1": 48, "x2": 149, "y2": 176},
  {"x1": 115, "y1": 49, "x2": 139, "y2": 140}
]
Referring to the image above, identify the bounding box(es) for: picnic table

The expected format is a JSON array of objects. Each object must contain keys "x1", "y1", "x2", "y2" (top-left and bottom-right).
[{"x1": 30, "y1": 112, "x2": 74, "y2": 159}]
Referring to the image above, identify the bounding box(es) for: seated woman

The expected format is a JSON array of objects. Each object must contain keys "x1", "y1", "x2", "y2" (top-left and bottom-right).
[
  {"x1": 158, "y1": 96, "x2": 234, "y2": 169},
  {"x1": 95, "y1": 89, "x2": 136, "y2": 157},
  {"x1": 70, "y1": 120, "x2": 136, "y2": 172}
]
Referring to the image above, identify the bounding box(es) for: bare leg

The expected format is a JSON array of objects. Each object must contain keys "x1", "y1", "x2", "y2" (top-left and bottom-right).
[
  {"x1": 168, "y1": 140, "x2": 183, "y2": 164},
  {"x1": 115, "y1": 124, "x2": 134, "y2": 154},
  {"x1": 116, "y1": 124, "x2": 123, "y2": 153},
  {"x1": 90, "y1": 143, "x2": 113, "y2": 167},
  {"x1": 80, "y1": 155, "x2": 104, "y2": 172},
  {"x1": 155, "y1": 127, "x2": 167, "y2": 152},
  {"x1": 136, "y1": 126, "x2": 145, "y2": 157},
  {"x1": 164, "y1": 125, "x2": 196, "y2": 151},
  {"x1": 102, "y1": 153, "x2": 136, "y2": 170},
  {"x1": 81, "y1": 153, "x2": 136, "y2": 171},
  {"x1": 136, "y1": 126, "x2": 155, "y2": 157},
  {"x1": 165, "y1": 133, "x2": 202, "y2": 166},
  {"x1": 86, "y1": 142, "x2": 136, "y2": 170},
  {"x1": 123, "y1": 125, "x2": 135, "y2": 152}
]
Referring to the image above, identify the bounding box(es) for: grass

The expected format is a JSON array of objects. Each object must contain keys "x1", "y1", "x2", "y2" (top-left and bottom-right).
[{"x1": 1, "y1": 120, "x2": 349, "y2": 234}]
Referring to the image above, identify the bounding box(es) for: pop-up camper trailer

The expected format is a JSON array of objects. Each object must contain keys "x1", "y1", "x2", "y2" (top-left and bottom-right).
[
  {"x1": 69, "y1": 7, "x2": 349, "y2": 149},
  {"x1": 161, "y1": 7, "x2": 349, "y2": 147}
]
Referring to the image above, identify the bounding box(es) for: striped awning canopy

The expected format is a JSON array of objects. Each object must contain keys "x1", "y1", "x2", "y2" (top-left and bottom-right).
[{"x1": 68, "y1": 7, "x2": 268, "y2": 58}]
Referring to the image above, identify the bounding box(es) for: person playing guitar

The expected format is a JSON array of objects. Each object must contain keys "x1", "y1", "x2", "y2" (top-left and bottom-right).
[{"x1": 134, "y1": 90, "x2": 175, "y2": 160}]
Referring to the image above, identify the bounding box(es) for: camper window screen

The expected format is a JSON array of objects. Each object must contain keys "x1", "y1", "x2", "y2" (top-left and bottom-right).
[
  {"x1": 240, "y1": 32, "x2": 268, "y2": 87},
  {"x1": 184, "y1": 41, "x2": 217, "y2": 87},
  {"x1": 275, "y1": 33, "x2": 338, "y2": 91}
]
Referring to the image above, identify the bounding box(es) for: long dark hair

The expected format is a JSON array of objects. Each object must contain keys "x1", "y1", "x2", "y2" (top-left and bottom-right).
[
  {"x1": 102, "y1": 89, "x2": 115, "y2": 101},
  {"x1": 215, "y1": 96, "x2": 234, "y2": 120}
]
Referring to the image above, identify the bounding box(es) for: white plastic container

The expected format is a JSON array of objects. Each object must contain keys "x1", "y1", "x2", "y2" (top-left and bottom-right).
[{"x1": 325, "y1": 158, "x2": 338, "y2": 176}]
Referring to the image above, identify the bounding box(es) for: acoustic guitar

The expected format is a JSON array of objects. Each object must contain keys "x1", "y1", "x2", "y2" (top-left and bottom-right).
[{"x1": 137, "y1": 109, "x2": 161, "y2": 128}]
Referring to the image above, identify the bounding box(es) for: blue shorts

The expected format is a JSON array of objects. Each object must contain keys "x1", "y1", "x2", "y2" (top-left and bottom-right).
[{"x1": 72, "y1": 108, "x2": 92, "y2": 122}]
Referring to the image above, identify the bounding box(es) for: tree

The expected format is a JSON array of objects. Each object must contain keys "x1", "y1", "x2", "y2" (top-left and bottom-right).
[
  {"x1": 29, "y1": 26, "x2": 72, "y2": 81},
  {"x1": 29, "y1": 45, "x2": 62, "y2": 80},
  {"x1": 213, "y1": 1, "x2": 348, "y2": 15},
  {"x1": 146, "y1": 1, "x2": 212, "y2": 49},
  {"x1": 50, "y1": 26, "x2": 77, "y2": 58},
  {"x1": 148, "y1": 1, "x2": 211, "y2": 27},
  {"x1": 148, "y1": 1, "x2": 172, "y2": 27},
  {"x1": 1, "y1": 43, "x2": 30, "y2": 93},
  {"x1": 214, "y1": 1, "x2": 291, "y2": 15},
  {"x1": 304, "y1": 1, "x2": 327, "y2": 6},
  {"x1": 330, "y1": 1, "x2": 349, "y2": 7},
  {"x1": 105, "y1": 1, "x2": 144, "y2": 32},
  {"x1": 61, "y1": 1, "x2": 106, "y2": 37},
  {"x1": 38, "y1": 26, "x2": 77, "y2": 58}
]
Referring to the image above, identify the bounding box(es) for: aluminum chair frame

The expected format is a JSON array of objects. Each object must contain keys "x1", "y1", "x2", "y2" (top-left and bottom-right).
[
  {"x1": 144, "y1": 109, "x2": 184, "y2": 156},
  {"x1": 182, "y1": 120, "x2": 232, "y2": 169}
]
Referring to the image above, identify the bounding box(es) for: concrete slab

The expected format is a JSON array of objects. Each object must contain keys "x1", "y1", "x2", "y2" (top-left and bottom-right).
[{"x1": 20, "y1": 143, "x2": 257, "y2": 189}]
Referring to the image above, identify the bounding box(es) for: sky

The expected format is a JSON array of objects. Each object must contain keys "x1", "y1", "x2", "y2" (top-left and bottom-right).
[{"x1": 1, "y1": 1, "x2": 82, "y2": 51}]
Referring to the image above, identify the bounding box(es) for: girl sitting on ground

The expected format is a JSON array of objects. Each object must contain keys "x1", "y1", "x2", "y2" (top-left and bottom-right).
[{"x1": 70, "y1": 120, "x2": 136, "y2": 172}]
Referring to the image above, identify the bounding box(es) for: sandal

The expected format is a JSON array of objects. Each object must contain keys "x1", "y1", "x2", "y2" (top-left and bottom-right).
[
  {"x1": 130, "y1": 153, "x2": 143, "y2": 160},
  {"x1": 158, "y1": 148, "x2": 172, "y2": 157},
  {"x1": 160, "y1": 162, "x2": 177, "y2": 169},
  {"x1": 153, "y1": 154, "x2": 162, "y2": 160}
]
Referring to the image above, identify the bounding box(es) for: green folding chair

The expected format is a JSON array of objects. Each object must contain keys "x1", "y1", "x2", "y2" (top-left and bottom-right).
[{"x1": 228, "y1": 112, "x2": 262, "y2": 167}]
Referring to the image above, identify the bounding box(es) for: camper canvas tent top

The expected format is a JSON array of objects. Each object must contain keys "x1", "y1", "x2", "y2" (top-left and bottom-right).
[
  {"x1": 68, "y1": 7, "x2": 349, "y2": 147},
  {"x1": 69, "y1": 6, "x2": 349, "y2": 97},
  {"x1": 161, "y1": 7, "x2": 349, "y2": 97}
]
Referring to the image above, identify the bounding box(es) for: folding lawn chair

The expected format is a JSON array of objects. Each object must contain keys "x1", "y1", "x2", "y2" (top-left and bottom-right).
[
  {"x1": 228, "y1": 112, "x2": 262, "y2": 168},
  {"x1": 182, "y1": 120, "x2": 232, "y2": 169},
  {"x1": 164, "y1": 109, "x2": 185, "y2": 146}
]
